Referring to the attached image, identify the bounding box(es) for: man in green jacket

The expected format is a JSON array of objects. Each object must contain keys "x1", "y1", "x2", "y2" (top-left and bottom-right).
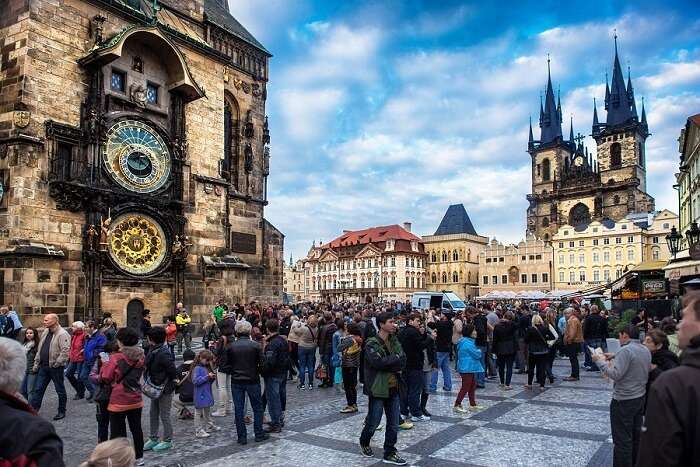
[{"x1": 359, "y1": 311, "x2": 407, "y2": 465}]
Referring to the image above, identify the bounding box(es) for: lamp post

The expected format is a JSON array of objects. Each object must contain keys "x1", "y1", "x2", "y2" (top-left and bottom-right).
[
  {"x1": 686, "y1": 221, "x2": 700, "y2": 250},
  {"x1": 666, "y1": 227, "x2": 682, "y2": 258}
]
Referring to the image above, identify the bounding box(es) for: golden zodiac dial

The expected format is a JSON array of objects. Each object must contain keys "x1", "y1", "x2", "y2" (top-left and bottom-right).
[{"x1": 108, "y1": 213, "x2": 167, "y2": 274}]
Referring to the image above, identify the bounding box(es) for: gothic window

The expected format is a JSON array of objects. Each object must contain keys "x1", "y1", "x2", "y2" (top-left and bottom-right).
[
  {"x1": 610, "y1": 142, "x2": 622, "y2": 168},
  {"x1": 542, "y1": 158, "x2": 551, "y2": 181},
  {"x1": 431, "y1": 251, "x2": 436, "y2": 262},
  {"x1": 223, "y1": 95, "x2": 240, "y2": 187},
  {"x1": 431, "y1": 273, "x2": 437, "y2": 283},
  {"x1": 453, "y1": 271, "x2": 459, "y2": 283},
  {"x1": 569, "y1": 203, "x2": 591, "y2": 226},
  {"x1": 452, "y1": 250, "x2": 458, "y2": 261},
  {"x1": 442, "y1": 272, "x2": 447, "y2": 283},
  {"x1": 467, "y1": 249, "x2": 471, "y2": 261},
  {"x1": 442, "y1": 251, "x2": 448, "y2": 262}
]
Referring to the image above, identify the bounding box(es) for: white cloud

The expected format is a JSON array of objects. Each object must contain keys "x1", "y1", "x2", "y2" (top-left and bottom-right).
[
  {"x1": 640, "y1": 61, "x2": 700, "y2": 90},
  {"x1": 276, "y1": 87, "x2": 345, "y2": 143}
]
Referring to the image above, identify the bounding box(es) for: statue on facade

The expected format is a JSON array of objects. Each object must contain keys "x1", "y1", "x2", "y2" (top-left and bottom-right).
[
  {"x1": 86, "y1": 224, "x2": 97, "y2": 251},
  {"x1": 99, "y1": 214, "x2": 111, "y2": 252}
]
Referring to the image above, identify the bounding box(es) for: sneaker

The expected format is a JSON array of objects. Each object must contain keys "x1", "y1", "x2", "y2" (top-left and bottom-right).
[
  {"x1": 264, "y1": 424, "x2": 281, "y2": 433},
  {"x1": 340, "y1": 405, "x2": 355, "y2": 414},
  {"x1": 376, "y1": 423, "x2": 384, "y2": 431},
  {"x1": 211, "y1": 410, "x2": 227, "y2": 417},
  {"x1": 152, "y1": 440, "x2": 172, "y2": 451},
  {"x1": 135, "y1": 458, "x2": 145, "y2": 466},
  {"x1": 421, "y1": 409, "x2": 432, "y2": 418},
  {"x1": 382, "y1": 452, "x2": 408, "y2": 465},
  {"x1": 143, "y1": 439, "x2": 159, "y2": 451},
  {"x1": 453, "y1": 405, "x2": 467, "y2": 414},
  {"x1": 207, "y1": 424, "x2": 221, "y2": 432},
  {"x1": 442, "y1": 387, "x2": 451, "y2": 392},
  {"x1": 398, "y1": 420, "x2": 414, "y2": 430},
  {"x1": 411, "y1": 415, "x2": 430, "y2": 422},
  {"x1": 299, "y1": 384, "x2": 306, "y2": 390},
  {"x1": 468, "y1": 405, "x2": 485, "y2": 412},
  {"x1": 308, "y1": 384, "x2": 314, "y2": 390},
  {"x1": 360, "y1": 445, "x2": 374, "y2": 457},
  {"x1": 498, "y1": 383, "x2": 505, "y2": 388},
  {"x1": 254, "y1": 433, "x2": 270, "y2": 442},
  {"x1": 196, "y1": 429, "x2": 210, "y2": 438},
  {"x1": 504, "y1": 385, "x2": 513, "y2": 391}
]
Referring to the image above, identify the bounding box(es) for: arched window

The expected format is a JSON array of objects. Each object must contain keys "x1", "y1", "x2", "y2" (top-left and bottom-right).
[
  {"x1": 223, "y1": 94, "x2": 240, "y2": 188},
  {"x1": 431, "y1": 251, "x2": 436, "y2": 262},
  {"x1": 453, "y1": 250, "x2": 459, "y2": 261},
  {"x1": 542, "y1": 158, "x2": 551, "y2": 181},
  {"x1": 431, "y1": 273, "x2": 437, "y2": 283},
  {"x1": 442, "y1": 251, "x2": 448, "y2": 262},
  {"x1": 610, "y1": 142, "x2": 622, "y2": 168},
  {"x1": 467, "y1": 249, "x2": 471, "y2": 261},
  {"x1": 452, "y1": 271, "x2": 459, "y2": 283},
  {"x1": 442, "y1": 272, "x2": 447, "y2": 283}
]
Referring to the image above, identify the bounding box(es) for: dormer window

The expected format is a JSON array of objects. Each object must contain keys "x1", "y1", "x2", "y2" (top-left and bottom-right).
[
  {"x1": 411, "y1": 241, "x2": 418, "y2": 252},
  {"x1": 386, "y1": 240, "x2": 395, "y2": 251}
]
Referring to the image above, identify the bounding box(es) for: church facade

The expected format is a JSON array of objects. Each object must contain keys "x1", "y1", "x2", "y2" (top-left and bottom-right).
[
  {"x1": 526, "y1": 39, "x2": 655, "y2": 242},
  {"x1": 0, "y1": 0, "x2": 283, "y2": 328}
]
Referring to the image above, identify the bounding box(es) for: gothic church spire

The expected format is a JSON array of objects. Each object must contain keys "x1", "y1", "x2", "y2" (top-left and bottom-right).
[
  {"x1": 539, "y1": 56, "x2": 563, "y2": 144},
  {"x1": 605, "y1": 33, "x2": 636, "y2": 127}
]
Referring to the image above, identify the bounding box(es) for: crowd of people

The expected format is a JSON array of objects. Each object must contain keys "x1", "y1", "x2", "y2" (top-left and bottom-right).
[{"x1": 0, "y1": 294, "x2": 699, "y2": 467}]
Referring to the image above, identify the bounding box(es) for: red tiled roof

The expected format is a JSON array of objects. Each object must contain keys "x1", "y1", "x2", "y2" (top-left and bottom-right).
[{"x1": 321, "y1": 224, "x2": 421, "y2": 249}]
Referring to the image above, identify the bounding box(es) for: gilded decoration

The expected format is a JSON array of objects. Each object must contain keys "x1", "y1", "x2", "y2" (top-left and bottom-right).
[{"x1": 108, "y1": 213, "x2": 167, "y2": 274}]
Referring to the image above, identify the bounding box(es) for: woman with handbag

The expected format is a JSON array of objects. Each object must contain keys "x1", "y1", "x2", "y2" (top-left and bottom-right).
[
  {"x1": 90, "y1": 340, "x2": 120, "y2": 442},
  {"x1": 524, "y1": 315, "x2": 556, "y2": 391},
  {"x1": 98, "y1": 327, "x2": 145, "y2": 465}
]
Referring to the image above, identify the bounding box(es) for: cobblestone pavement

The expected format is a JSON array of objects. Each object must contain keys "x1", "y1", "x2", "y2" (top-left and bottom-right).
[{"x1": 39, "y1": 356, "x2": 613, "y2": 466}]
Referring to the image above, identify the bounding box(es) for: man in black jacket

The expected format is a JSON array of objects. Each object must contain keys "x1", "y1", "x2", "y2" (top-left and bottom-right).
[
  {"x1": 144, "y1": 327, "x2": 177, "y2": 452},
  {"x1": 430, "y1": 312, "x2": 453, "y2": 391},
  {"x1": 0, "y1": 337, "x2": 64, "y2": 467},
  {"x1": 398, "y1": 313, "x2": 430, "y2": 421},
  {"x1": 227, "y1": 320, "x2": 269, "y2": 444},
  {"x1": 638, "y1": 291, "x2": 700, "y2": 467},
  {"x1": 317, "y1": 312, "x2": 337, "y2": 388},
  {"x1": 583, "y1": 305, "x2": 608, "y2": 371},
  {"x1": 262, "y1": 319, "x2": 289, "y2": 433}
]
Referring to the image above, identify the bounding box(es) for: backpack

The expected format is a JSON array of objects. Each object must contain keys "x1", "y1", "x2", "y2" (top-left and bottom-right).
[{"x1": 0, "y1": 314, "x2": 12, "y2": 337}]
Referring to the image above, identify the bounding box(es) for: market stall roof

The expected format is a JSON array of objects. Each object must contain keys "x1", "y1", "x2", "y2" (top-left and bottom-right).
[{"x1": 631, "y1": 260, "x2": 668, "y2": 272}]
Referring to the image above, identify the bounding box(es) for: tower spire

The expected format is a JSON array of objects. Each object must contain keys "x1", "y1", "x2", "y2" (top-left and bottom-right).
[
  {"x1": 539, "y1": 55, "x2": 563, "y2": 144},
  {"x1": 606, "y1": 33, "x2": 635, "y2": 126},
  {"x1": 641, "y1": 97, "x2": 647, "y2": 125},
  {"x1": 569, "y1": 115, "x2": 575, "y2": 143},
  {"x1": 593, "y1": 97, "x2": 599, "y2": 125}
]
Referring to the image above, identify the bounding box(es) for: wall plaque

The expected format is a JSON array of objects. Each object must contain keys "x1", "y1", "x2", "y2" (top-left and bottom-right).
[{"x1": 231, "y1": 231, "x2": 256, "y2": 254}]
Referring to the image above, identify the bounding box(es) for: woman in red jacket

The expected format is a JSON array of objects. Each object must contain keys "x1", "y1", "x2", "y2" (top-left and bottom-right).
[
  {"x1": 66, "y1": 321, "x2": 87, "y2": 399},
  {"x1": 99, "y1": 327, "x2": 145, "y2": 465}
]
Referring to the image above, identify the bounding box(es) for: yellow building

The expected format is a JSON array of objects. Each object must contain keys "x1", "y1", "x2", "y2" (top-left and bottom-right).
[
  {"x1": 423, "y1": 204, "x2": 488, "y2": 300},
  {"x1": 552, "y1": 210, "x2": 678, "y2": 290},
  {"x1": 283, "y1": 257, "x2": 306, "y2": 302},
  {"x1": 478, "y1": 234, "x2": 553, "y2": 294}
]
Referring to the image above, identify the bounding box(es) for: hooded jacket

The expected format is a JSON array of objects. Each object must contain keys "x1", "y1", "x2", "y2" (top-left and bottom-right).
[
  {"x1": 456, "y1": 337, "x2": 483, "y2": 374},
  {"x1": 99, "y1": 344, "x2": 145, "y2": 412},
  {"x1": 0, "y1": 391, "x2": 64, "y2": 467},
  {"x1": 83, "y1": 330, "x2": 107, "y2": 366},
  {"x1": 68, "y1": 329, "x2": 86, "y2": 363},
  {"x1": 638, "y1": 335, "x2": 700, "y2": 467},
  {"x1": 362, "y1": 334, "x2": 405, "y2": 399}
]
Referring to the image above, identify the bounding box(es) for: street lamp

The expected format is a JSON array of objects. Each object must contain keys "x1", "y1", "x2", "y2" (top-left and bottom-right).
[
  {"x1": 686, "y1": 221, "x2": 700, "y2": 248},
  {"x1": 666, "y1": 227, "x2": 682, "y2": 258}
]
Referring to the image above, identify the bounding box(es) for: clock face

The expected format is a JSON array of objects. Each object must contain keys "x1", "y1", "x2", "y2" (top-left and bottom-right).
[
  {"x1": 102, "y1": 120, "x2": 171, "y2": 193},
  {"x1": 574, "y1": 156, "x2": 584, "y2": 167},
  {"x1": 108, "y1": 213, "x2": 167, "y2": 275}
]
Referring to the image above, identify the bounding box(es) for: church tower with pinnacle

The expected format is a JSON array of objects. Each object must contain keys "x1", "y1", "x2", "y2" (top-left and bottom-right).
[{"x1": 526, "y1": 37, "x2": 655, "y2": 242}]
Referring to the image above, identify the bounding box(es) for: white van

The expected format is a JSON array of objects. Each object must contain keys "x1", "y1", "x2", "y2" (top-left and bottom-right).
[{"x1": 411, "y1": 291, "x2": 466, "y2": 314}]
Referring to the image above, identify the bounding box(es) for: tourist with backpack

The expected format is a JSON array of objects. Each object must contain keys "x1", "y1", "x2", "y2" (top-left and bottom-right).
[
  {"x1": 143, "y1": 327, "x2": 177, "y2": 453},
  {"x1": 261, "y1": 318, "x2": 290, "y2": 433},
  {"x1": 0, "y1": 306, "x2": 16, "y2": 338},
  {"x1": 98, "y1": 327, "x2": 145, "y2": 465}
]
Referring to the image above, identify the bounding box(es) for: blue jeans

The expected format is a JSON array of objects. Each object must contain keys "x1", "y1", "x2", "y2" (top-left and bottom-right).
[
  {"x1": 79, "y1": 360, "x2": 95, "y2": 396},
  {"x1": 298, "y1": 347, "x2": 316, "y2": 386},
  {"x1": 405, "y1": 369, "x2": 423, "y2": 417},
  {"x1": 476, "y1": 345, "x2": 487, "y2": 386},
  {"x1": 430, "y1": 352, "x2": 452, "y2": 391},
  {"x1": 359, "y1": 393, "x2": 400, "y2": 457},
  {"x1": 31, "y1": 366, "x2": 67, "y2": 413},
  {"x1": 21, "y1": 372, "x2": 37, "y2": 401},
  {"x1": 65, "y1": 361, "x2": 85, "y2": 396},
  {"x1": 232, "y1": 382, "x2": 264, "y2": 440},
  {"x1": 264, "y1": 376, "x2": 286, "y2": 426}
]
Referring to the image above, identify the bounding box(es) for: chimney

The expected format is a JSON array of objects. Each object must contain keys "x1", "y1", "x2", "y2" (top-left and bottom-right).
[{"x1": 403, "y1": 222, "x2": 412, "y2": 232}]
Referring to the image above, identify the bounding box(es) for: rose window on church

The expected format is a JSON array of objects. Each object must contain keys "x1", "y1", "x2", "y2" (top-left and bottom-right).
[{"x1": 108, "y1": 213, "x2": 167, "y2": 275}]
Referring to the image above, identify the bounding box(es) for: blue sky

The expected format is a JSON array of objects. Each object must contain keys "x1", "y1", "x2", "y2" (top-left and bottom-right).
[{"x1": 228, "y1": 0, "x2": 700, "y2": 263}]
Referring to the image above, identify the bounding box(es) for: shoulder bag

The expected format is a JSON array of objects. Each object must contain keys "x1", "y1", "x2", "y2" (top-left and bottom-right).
[{"x1": 141, "y1": 347, "x2": 166, "y2": 399}]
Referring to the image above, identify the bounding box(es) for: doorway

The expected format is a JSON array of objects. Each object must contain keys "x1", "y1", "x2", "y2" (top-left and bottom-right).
[{"x1": 126, "y1": 299, "x2": 144, "y2": 330}]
